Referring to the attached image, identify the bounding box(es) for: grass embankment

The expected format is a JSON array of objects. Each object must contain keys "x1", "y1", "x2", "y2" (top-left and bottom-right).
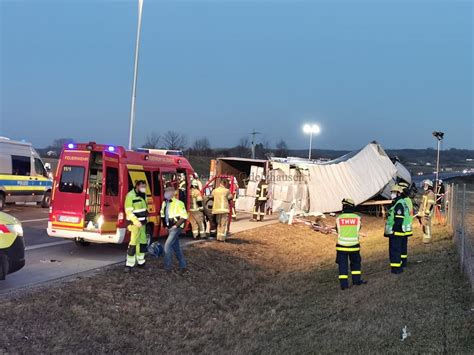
[{"x1": 1, "y1": 216, "x2": 472, "y2": 353}]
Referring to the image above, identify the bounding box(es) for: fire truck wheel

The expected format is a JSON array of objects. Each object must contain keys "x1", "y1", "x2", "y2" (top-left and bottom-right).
[
  {"x1": 0, "y1": 193, "x2": 5, "y2": 211},
  {"x1": 40, "y1": 191, "x2": 52, "y2": 208},
  {"x1": 75, "y1": 239, "x2": 91, "y2": 247}
]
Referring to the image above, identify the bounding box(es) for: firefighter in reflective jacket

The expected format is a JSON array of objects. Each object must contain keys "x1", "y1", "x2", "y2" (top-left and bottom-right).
[
  {"x1": 124, "y1": 180, "x2": 149, "y2": 273},
  {"x1": 252, "y1": 177, "x2": 268, "y2": 222},
  {"x1": 385, "y1": 185, "x2": 412, "y2": 274},
  {"x1": 335, "y1": 198, "x2": 367, "y2": 290},
  {"x1": 417, "y1": 179, "x2": 436, "y2": 244},
  {"x1": 398, "y1": 181, "x2": 414, "y2": 267},
  {"x1": 211, "y1": 179, "x2": 233, "y2": 241},
  {"x1": 189, "y1": 180, "x2": 206, "y2": 239}
]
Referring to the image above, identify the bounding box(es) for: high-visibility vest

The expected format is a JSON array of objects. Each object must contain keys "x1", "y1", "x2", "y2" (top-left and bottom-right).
[
  {"x1": 190, "y1": 188, "x2": 203, "y2": 212},
  {"x1": 124, "y1": 189, "x2": 148, "y2": 223},
  {"x1": 212, "y1": 186, "x2": 232, "y2": 214},
  {"x1": 160, "y1": 198, "x2": 188, "y2": 226},
  {"x1": 385, "y1": 199, "x2": 412, "y2": 236},
  {"x1": 404, "y1": 197, "x2": 414, "y2": 237},
  {"x1": 336, "y1": 213, "x2": 361, "y2": 247},
  {"x1": 256, "y1": 182, "x2": 268, "y2": 201}
]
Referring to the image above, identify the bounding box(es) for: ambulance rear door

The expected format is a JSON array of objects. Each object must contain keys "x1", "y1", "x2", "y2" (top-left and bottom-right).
[{"x1": 51, "y1": 149, "x2": 90, "y2": 230}]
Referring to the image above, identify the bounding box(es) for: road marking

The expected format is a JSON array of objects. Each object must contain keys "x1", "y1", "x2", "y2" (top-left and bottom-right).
[
  {"x1": 25, "y1": 241, "x2": 71, "y2": 251},
  {"x1": 21, "y1": 218, "x2": 49, "y2": 223}
]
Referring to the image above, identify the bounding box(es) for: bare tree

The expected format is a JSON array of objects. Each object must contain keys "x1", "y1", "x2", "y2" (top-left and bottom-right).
[
  {"x1": 190, "y1": 138, "x2": 212, "y2": 156},
  {"x1": 162, "y1": 131, "x2": 187, "y2": 150},
  {"x1": 234, "y1": 137, "x2": 251, "y2": 158},
  {"x1": 275, "y1": 139, "x2": 289, "y2": 157},
  {"x1": 142, "y1": 132, "x2": 161, "y2": 149}
]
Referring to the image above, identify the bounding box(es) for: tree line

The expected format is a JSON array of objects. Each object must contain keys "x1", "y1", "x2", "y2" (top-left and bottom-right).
[
  {"x1": 142, "y1": 131, "x2": 289, "y2": 159},
  {"x1": 39, "y1": 133, "x2": 289, "y2": 159}
]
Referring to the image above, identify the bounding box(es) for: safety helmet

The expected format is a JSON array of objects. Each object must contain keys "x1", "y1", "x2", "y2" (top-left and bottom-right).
[
  {"x1": 391, "y1": 184, "x2": 404, "y2": 193},
  {"x1": 422, "y1": 179, "x2": 433, "y2": 188},
  {"x1": 342, "y1": 198, "x2": 355, "y2": 207},
  {"x1": 147, "y1": 242, "x2": 164, "y2": 258},
  {"x1": 191, "y1": 180, "x2": 199, "y2": 188},
  {"x1": 398, "y1": 181, "x2": 409, "y2": 189}
]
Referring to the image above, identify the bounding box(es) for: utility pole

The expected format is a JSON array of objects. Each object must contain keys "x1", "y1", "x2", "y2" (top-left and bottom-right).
[
  {"x1": 128, "y1": 0, "x2": 144, "y2": 150},
  {"x1": 250, "y1": 129, "x2": 261, "y2": 159},
  {"x1": 432, "y1": 131, "x2": 445, "y2": 200}
]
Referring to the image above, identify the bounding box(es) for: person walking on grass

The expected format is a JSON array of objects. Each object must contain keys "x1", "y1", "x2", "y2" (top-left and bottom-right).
[
  {"x1": 335, "y1": 198, "x2": 367, "y2": 290},
  {"x1": 161, "y1": 185, "x2": 188, "y2": 273}
]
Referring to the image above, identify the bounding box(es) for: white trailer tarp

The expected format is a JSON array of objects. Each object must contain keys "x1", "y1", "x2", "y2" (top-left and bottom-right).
[{"x1": 305, "y1": 143, "x2": 398, "y2": 213}]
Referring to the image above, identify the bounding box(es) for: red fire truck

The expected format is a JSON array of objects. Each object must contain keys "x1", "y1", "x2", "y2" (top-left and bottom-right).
[{"x1": 47, "y1": 142, "x2": 194, "y2": 245}]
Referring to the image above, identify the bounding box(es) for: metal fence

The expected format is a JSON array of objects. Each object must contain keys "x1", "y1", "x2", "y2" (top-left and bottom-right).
[{"x1": 446, "y1": 183, "x2": 474, "y2": 292}]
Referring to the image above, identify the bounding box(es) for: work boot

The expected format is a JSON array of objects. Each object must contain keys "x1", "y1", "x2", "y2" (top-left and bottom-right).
[
  {"x1": 137, "y1": 263, "x2": 147, "y2": 269},
  {"x1": 179, "y1": 267, "x2": 189, "y2": 274},
  {"x1": 354, "y1": 280, "x2": 368, "y2": 286},
  {"x1": 340, "y1": 285, "x2": 349, "y2": 291},
  {"x1": 123, "y1": 266, "x2": 133, "y2": 273}
]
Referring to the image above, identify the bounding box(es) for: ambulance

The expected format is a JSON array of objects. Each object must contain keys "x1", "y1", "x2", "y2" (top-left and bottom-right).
[{"x1": 47, "y1": 142, "x2": 194, "y2": 245}]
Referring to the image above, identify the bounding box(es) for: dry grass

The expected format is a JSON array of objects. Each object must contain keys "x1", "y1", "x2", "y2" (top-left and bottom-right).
[{"x1": 0, "y1": 216, "x2": 473, "y2": 354}]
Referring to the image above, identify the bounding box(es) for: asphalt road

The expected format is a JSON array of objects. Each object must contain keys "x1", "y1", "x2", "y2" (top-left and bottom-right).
[{"x1": 0, "y1": 204, "x2": 278, "y2": 295}]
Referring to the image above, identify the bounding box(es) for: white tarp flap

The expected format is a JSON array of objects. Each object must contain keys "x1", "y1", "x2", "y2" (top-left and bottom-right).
[{"x1": 306, "y1": 144, "x2": 398, "y2": 212}]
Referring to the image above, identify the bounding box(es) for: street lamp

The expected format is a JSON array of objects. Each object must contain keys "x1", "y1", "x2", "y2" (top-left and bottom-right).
[
  {"x1": 432, "y1": 130, "x2": 445, "y2": 197},
  {"x1": 303, "y1": 124, "x2": 321, "y2": 160},
  {"x1": 128, "y1": 0, "x2": 144, "y2": 150}
]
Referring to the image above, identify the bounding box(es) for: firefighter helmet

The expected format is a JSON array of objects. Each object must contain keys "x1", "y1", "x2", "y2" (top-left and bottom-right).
[
  {"x1": 342, "y1": 198, "x2": 355, "y2": 207},
  {"x1": 391, "y1": 184, "x2": 404, "y2": 193},
  {"x1": 422, "y1": 179, "x2": 433, "y2": 188}
]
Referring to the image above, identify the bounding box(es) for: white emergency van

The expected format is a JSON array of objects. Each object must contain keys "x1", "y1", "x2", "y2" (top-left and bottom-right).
[{"x1": 0, "y1": 137, "x2": 53, "y2": 210}]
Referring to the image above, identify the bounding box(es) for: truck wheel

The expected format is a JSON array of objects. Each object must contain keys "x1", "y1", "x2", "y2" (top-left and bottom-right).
[
  {"x1": 41, "y1": 191, "x2": 52, "y2": 208},
  {"x1": 0, "y1": 252, "x2": 9, "y2": 280},
  {"x1": 75, "y1": 239, "x2": 91, "y2": 247},
  {"x1": 0, "y1": 194, "x2": 5, "y2": 211}
]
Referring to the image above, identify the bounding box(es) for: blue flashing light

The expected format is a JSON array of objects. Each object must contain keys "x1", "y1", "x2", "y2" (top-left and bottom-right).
[
  {"x1": 107, "y1": 146, "x2": 115, "y2": 152},
  {"x1": 67, "y1": 143, "x2": 75, "y2": 149}
]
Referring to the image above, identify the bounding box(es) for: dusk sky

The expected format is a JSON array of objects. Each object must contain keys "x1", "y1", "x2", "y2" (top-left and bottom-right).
[{"x1": 1, "y1": 0, "x2": 473, "y2": 150}]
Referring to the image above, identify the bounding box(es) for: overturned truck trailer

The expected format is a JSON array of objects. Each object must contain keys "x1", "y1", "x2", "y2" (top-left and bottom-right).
[
  {"x1": 211, "y1": 143, "x2": 411, "y2": 214},
  {"x1": 269, "y1": 143, "x2": 411, "y2": 214}
]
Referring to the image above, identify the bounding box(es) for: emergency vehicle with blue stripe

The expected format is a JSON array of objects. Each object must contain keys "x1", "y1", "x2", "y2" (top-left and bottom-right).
[
  {"x1": 0, "y1": 137, "x2": 53, "y2": 210},
  {"x1": 47, "y1": 142, "x2": 194, "y2": 245}
]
